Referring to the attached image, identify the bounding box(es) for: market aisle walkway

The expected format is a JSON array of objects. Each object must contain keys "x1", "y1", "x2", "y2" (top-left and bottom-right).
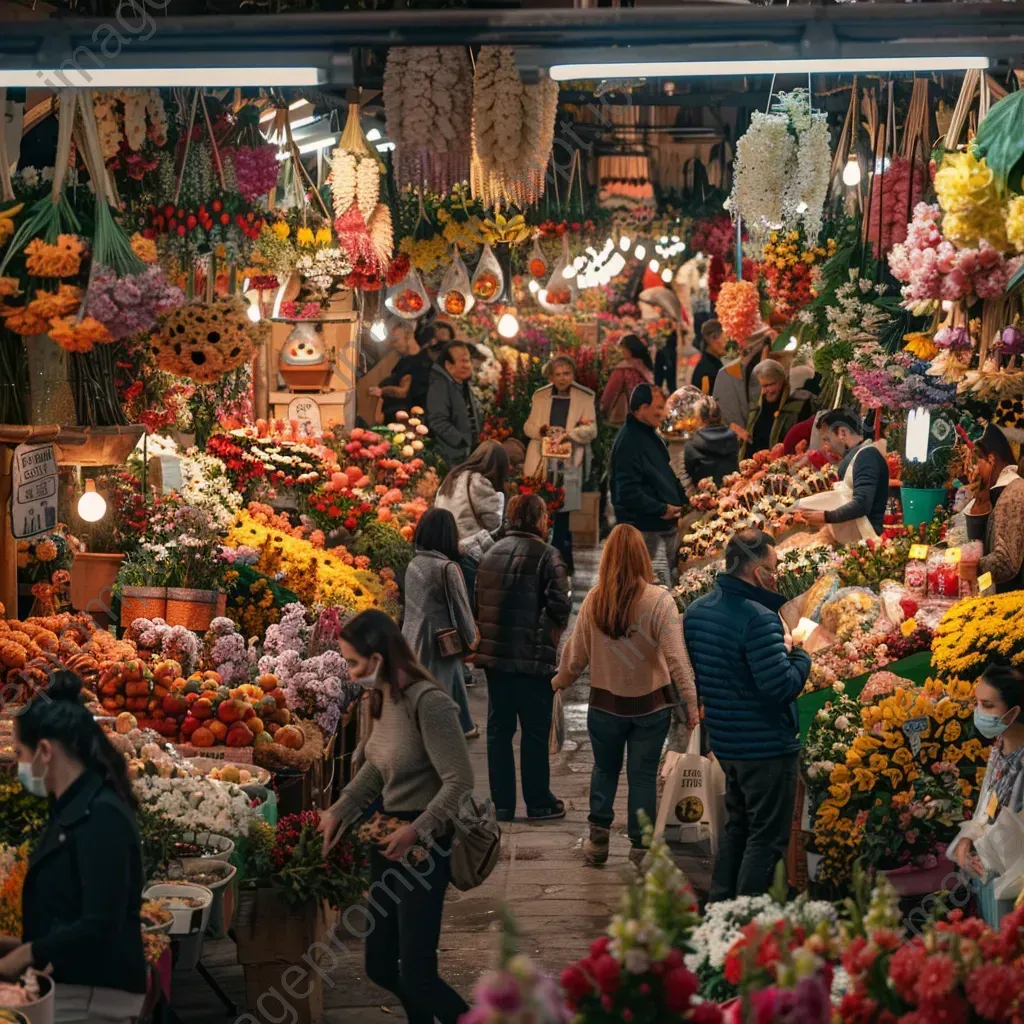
[{"x1": 175, "y1": 546, "x2": 665, "y2": 1024}]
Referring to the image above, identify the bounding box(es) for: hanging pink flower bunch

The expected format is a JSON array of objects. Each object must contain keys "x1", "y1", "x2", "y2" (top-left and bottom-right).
[
  {"x1": 888, "y1": 203, "x2": 1020, "y2": 305},
  {"x1": 231, "y1": 145, "x2": 281, "y2": 203},
  {"x1": 865, "y1": 156, "x2": 926, "y2": 256},
  {"x1": 334, "y1": 203, "x2": 380, "y2": 272}
]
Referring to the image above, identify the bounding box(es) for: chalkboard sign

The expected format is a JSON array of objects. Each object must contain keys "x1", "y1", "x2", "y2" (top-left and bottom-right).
[{"x1": 11, "y1": 443, "x2": 58, "y2": 539}]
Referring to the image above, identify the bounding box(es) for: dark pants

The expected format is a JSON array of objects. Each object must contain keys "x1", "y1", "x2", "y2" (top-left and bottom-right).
[
  {"x1": 485, "y1": 670, "x2": 556, "y2": 815},
  {"x1": 364, "y1": 838, "x2": 467, "y2": 1024},
  {"x1": 551, "y1": 512, "x2": 574, "y2": 575},
  {"x1": 710, "y1": 753, "x2": 800, "y2": 902},
  {"x1": 588, "y1": 706, "x2": 671, "y2": 848}
]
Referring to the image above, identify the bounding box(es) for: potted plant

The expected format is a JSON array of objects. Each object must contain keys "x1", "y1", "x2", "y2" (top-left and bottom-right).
[
  {"x1": 889, "y1": 415, "x2": 953, "y2": 528},
  {"x1": 235, "y1": 813, "x2": 367, "y2": 1018},
  {"x1": 116, "y1": 552, "x2": 169, "y2": 626}
]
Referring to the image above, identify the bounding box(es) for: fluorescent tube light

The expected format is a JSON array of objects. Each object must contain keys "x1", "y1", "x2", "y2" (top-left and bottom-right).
[
  {"x1": 2, "y1": 67, "x2": 322, "y2": 88},
  {"x1": 547, "y1": 56, "x2": 989, "y2": 81},
  {"x1": 365, "y1": 128, "x2": 382, "y2": 142},
  {"x1": 297, "y1": 133, "x2": 339, "y2": 155},
  {"x1": 376, "y1": 142, "x2": 396, "y2": 153}
]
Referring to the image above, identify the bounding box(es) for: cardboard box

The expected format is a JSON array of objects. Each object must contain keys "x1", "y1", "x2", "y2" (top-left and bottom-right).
[
  {"x1": 235, "y1": 889, "x2": 332, "y2": 966},
  {"x1": 569, "y1": 491, "x2": 601, "y2": 547}
]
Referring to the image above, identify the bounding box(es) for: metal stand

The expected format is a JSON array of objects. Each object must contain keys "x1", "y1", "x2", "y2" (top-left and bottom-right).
[{"x1": 197, "y1": 960, "x2": 239, "y2": 1016}]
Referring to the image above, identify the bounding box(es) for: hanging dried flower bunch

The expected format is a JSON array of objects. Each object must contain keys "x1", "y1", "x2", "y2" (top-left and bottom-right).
[
  {"x1": 151, "y1": 296, "x2": 261, "y2": 384},
  {"x1": 470, "y1": 48, "x2": 559, "y2": 208},
  {"x1": 384, "y1": 46, "x2": 473, "y2": 192}
]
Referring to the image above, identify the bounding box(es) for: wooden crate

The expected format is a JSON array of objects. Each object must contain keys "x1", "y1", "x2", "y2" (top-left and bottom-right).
[{"x1": 569, "y1": 491, "x2": 601, "y2": 547}]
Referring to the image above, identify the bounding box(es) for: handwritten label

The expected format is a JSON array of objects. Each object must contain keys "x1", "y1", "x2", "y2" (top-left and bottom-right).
[
  {"x1": 902, "y1": 716, "x2": 929, "y2": 757},
  {"x1": 11, "y1": 443, "x2": 58, "y2": 539},
  {"x1": 978, "y1": 572, "x2": 994, "y2": 594},
  {"x1": 944, "y1": 547, "x2": 962, "y2": 564},
  {"x1": 908, "y1": 544, "x2": 930, "y2": 561},
  {"x1": 287, "y1": 396, "x2": 322, "y2": 434}
]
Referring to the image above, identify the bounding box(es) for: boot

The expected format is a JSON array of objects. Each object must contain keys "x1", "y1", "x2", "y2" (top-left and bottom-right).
[
  {"x1": 628, "y1": 847, "x2": 647, "y2": 872},
  {"x1": 584, "y1": 825, "x2": 610, "y2": 866}
]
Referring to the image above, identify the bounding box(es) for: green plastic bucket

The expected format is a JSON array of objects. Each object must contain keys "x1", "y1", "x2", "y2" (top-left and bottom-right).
[{"x1": 901, "y1": 487, "x2": 947, "y2": 529}]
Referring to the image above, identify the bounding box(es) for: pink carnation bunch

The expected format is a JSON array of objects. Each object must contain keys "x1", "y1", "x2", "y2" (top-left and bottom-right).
[
  {"x1": 85, "y1": 264, "x2": 184, "y2": 340},
  {"x1": 230, "y1": 145, "x2": 281, "y2": 203},
  {"x1": 888, "y1": 203, "x2": 1019, "y2": 305}
]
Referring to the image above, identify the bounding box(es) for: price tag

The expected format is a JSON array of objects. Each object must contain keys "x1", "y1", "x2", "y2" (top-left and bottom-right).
[
  {"x1": 945, "y1": 547, "x2": 962, "y2": 564},
  {"x1": 902, "y1": 716, "x2": 929, "y2": 757},
  {"x1": 908, "y1": 544, "x2": 930, "y2": 561},
  {"x1": 987, "y1": 791, "x2": 1001, "y2": 824},
  {"x1": 978, "y1": 571, "x2": 994, "y2": 594}
]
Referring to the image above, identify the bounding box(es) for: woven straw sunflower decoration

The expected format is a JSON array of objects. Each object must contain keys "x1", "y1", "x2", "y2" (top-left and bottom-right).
[{"x1": 151, "y1": 296, "x2": 262, "y2": 383}]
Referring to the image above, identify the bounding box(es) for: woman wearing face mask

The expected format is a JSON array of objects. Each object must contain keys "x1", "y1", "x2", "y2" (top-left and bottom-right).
[
  {"x1": 317, "y1": 611, "x2": 473, "y2": 1024},
  {"x1": 949, "y1": 663, "x2": 1024, "y2": 925},
  {"x1": 0, "y1": 672, "x2": 146, "y2": 1019}
]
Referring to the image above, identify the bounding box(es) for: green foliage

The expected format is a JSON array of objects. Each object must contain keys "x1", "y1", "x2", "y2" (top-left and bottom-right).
[
  {"x1": 0, "y1": 780, "x2": 47, "y2": 848},
  {"x1": 351, "y1": 521, "x2": 415, "y2": 577},
  {"x1": 226, "y1": 564, "x2": 299, "y2": 611},
  {"x1": 973, "y1": 90, "x2": 1024, "y2": 187}
]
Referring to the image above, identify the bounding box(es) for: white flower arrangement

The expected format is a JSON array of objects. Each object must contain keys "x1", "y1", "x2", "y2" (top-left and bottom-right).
[
  {"x1": 132, "y1": 775, "x2": 255, "y2": 837},
  {"x1": 356, "y1": 156, "x2": 380, "y2": 221},
  {"x1": 330, "y1": 149, "x2": 357, "y2": 220},
  {"x1": 731, "y1": 89, "x2": 831, "y2": 255},
  {"x1": 368, "y1": 204, "x2": 394, "y2": 267},
  {"x1": 384, "y1": 46, "x2": 472, "y2": 192}
]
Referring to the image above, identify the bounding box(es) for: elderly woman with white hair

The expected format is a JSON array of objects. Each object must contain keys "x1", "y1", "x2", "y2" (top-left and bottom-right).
[{"x1": 741, "y1": 358, "x2": 815, "y2": 459}]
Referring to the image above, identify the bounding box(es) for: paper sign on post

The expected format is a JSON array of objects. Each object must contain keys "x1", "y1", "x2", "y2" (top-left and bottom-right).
[
  {"x1": 902, "y1": 716, "x2": 929, "y2": 756},
  {"x1": 978, "y1": 572, "x2": 994, "y2": 595},
  {"x1": 908, "y1": 544, "x2": 930, "y2": 561},
  {"x1": 11, "y1": 443, "x2": 58, "y2": 540},
  {"x1": 945, "y1": 547, "x2": 962, "y2": 564}
]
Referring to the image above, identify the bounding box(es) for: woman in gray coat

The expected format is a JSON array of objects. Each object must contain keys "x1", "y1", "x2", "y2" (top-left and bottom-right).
[{"x1": 402, "y1": 508, "x2": 480, "y2": 738}]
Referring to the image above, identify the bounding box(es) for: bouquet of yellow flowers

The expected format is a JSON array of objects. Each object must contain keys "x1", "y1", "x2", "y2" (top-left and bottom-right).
[{"x1": 931, "y1": 592, "x2": 1024, "y2": 687}]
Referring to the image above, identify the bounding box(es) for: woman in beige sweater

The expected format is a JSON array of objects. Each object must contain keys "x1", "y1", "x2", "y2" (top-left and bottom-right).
[{"x1": 553, "y1": 524, "x2": 699, "y2": 868}]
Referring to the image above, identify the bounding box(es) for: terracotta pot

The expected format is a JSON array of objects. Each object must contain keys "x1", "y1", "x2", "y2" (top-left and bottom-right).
[
  {"x1": 165, "y1": 587, "x2": 220, "y2": 631},
  {"x1": 70, "y1": 552, "x2": 123, "y2": 621},
  {"x1": 121, "y1": 586, "x2": 167, "y2": 627}
]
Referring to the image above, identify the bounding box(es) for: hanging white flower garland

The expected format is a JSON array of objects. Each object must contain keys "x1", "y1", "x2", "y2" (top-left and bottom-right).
[{"x1": 730, "y1": 89, "x2": 832, "y2": 255}]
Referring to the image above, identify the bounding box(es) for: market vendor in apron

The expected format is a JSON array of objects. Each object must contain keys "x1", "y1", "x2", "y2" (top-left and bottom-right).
[
  {"x1": 964, "y1": 423, "x2": 1024, "y2": 593},
  {"x1": 798, "y1": 408, "x2": 888, "y2": 544},
  {"x1": 523, "y1": 354, "x2": 597, "y2": 576}
]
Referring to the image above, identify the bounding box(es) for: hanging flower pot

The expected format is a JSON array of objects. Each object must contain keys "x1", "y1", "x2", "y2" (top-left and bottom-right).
[
  {"x1": 278, "y1": 322, "x2": 331, "y2": 393},
  {"x1": 70, "y1": 552, "x2": 124, "y2": 620},
  {"x1": 121, "y1": 586, "x2": 167, "y2": 626},
  {"x1": 165, "y1": 587, "x2": 221, "y2": 631}
]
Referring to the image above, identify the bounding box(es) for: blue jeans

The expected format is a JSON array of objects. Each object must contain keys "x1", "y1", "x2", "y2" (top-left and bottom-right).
[{"x1": 588, "y1": 706, "x2": 671, "y2": 848}]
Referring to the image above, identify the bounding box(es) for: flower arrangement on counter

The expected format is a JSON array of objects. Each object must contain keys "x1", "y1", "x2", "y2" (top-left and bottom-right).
[
  {"x1": 132, "y1": 773, "x2": 256, "y2": 837},
  {"x1": 0, "y1": 843, "x2": 29, "y2": 938}
]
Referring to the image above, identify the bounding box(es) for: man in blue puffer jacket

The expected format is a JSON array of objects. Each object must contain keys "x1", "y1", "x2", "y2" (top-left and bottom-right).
[{"x1": 683, "y1": 528, "x2": 811, "y2": 901}]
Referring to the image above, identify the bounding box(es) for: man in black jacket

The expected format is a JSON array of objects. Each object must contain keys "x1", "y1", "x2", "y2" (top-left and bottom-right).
[
  {"x1": 475, "y1": 493, "x2": 572, "y2": 823},
  {"x1": 610, "y1": 383, "x2": 686, "y2": 585},
  {"x1": 802, "y1": 408, "x2": 888, "y2": 537}
]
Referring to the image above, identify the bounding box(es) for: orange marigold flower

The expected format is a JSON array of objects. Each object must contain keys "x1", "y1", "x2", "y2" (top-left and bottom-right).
[
  {"x1": 0, "y1": 276, "x2": 21, "y2": 298},
  {"x1": 3, "y1": 306, "x2": 50, "y2": 336},
  {"x1": 48, "y1": 315, "x2": 109, "y2": 354},
  {"x1": 24, "y1": 235, "x2": 84, "y2": 277}
]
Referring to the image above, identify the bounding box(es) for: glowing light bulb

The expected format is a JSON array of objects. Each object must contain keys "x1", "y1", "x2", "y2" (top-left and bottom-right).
[
  {"x1": 671, "y1": 235, "x2": 680, "y2": 244},
  {"x1": 370, "y1": 320, "x2": 387, "y2": 342},
  {"x1": 497, "y1": 312, "x2": 519, "y2": 339},
  {"x1": 608, "y1": 253, "x2": 626, "y2": 276},
  {"x1": 619, "y1": 236, "x2": 631, "y2": 251},
  {"x1": 77, "y1": 480, "x2": 107, "y2": 523},
  {"x1": 246, "y1": 302, "x2": 261, "y2": 323},
  {"x1": 661, "y1": 268, "x2": 673, "y2": 283},
  {"x1": 634, "y1": 244, "x2": 646, "y2": 261},
  {"x1": 842, "y1": 156, "x2": 862, "y2": 187},
  {"x1": 659, "y1": 236, "x2": 668, "y2": 244},
  {"x1": 648, "y1": 259, "x2": 660, "y2": 273},
  {"x1": 528, "y1": 279, "x2": 540, "y2": 294}
]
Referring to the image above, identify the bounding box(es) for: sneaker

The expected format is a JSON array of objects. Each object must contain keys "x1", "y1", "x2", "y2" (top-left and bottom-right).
[
  {"x1": 584, "y1": 825, "x2": 610, "y2": 866},
  {"x1": 628, "y1": 847, "x2": 647, "y2": 872},
  {"x1": 526, "y1": 799, "x2": 566, "y2": 822}
]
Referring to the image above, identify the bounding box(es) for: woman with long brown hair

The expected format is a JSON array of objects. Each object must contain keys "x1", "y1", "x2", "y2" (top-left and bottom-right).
[
  {"x1": 552, "y1": 524, "x2": 698, "y2": 869},
  {"x1": 318, "y1": 610, "x2": 473, "y2": 1024}
]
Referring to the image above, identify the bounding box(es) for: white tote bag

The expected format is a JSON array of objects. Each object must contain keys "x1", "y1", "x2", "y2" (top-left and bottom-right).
[{"x1": 654, "y1": 725, "x2": 721, "y2": 855}]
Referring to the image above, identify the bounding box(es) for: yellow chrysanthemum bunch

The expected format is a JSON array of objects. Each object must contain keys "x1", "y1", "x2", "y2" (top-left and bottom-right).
[
  {"x1": 399, "y1": 236, "x2": 449, "y2": 274},
  {"x1": 903, "y1": 332, "x2": 938, "y2": 361},
  {"x1": 934, "y1": 150, "x2": 1008, "y2": 249},
  {"x1": 1006, "y1": 195, "x2": 1024, "y2": 253},
  {"x1": 931, "y1": 592, "x2": 1024, "y2": 684},
  {"x1": 226, "y1": 512, "x2": 400, "y2": 616}
]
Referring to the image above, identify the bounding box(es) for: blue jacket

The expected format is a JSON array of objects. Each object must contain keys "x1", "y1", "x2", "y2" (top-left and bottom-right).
[
  {"x1": 683, "y1": 575, "x2": 811, "y2": 761},
  {"x1": 610, "y1": 415, "x2": 686, "y2": 533}
]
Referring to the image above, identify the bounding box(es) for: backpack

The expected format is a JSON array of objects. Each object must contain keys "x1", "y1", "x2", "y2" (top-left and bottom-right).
[{"x1": 408, "y1": 684, "x2": 501, "y2": 891}]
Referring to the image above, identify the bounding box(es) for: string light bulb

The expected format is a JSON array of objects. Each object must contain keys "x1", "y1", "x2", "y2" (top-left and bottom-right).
[
  {"x1": 661, "y1": 268, "x2": 673, "y2": 283},
  {"x1": 77, "y1": 480, "x2": 107, "y2": 523},
  {"x1": 619, "y1": 236, "x2": 631, "y2": 251},
  {"x1": 842, "y1": 156, "x2": 862, "y2": 187},
  {"x1": 648, "y1": 259, "x2": 660, "y2": 273},
  {"x1": 497, "y1": 311, "x2": 519, "y2": 338},
  {"x1": 370, "y1": 320, "x2": 388, "y2": 342},
  {"x1": 634, "y1": 244, "x2": 646, "y2": 261}
]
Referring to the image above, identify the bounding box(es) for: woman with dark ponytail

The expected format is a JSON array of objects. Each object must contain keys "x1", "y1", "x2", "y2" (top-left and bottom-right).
[{"x1": 0, "y1": 672, "x2": 147, "y2": 1019}]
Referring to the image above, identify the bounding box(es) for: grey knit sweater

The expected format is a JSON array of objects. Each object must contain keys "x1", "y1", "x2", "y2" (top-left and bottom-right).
[{"x1": 333, "y1": 679, "x2": 474, "y2": 839}]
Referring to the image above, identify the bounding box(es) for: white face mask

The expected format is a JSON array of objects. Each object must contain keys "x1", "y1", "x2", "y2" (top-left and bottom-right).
[
  {"x1": 353, "y1": 656, "x2": 383, "y2": 689},
  {"x1": 18, "y1": 750, "x2": 48, "y2": 798}
]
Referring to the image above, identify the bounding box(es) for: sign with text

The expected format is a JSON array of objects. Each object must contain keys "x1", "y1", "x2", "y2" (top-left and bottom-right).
[
  {"x1": 11, "y1": 443, "x2": 58, "y2": 539},
  {"x1": 977, "y1": 571, "x2": 994, "y2": 595},
  {"x1": 287, "y1": 396, "x2": 323, "y2": 434}
]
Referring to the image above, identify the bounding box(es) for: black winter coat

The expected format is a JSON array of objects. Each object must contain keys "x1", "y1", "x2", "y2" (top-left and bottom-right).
[
  {"x1": 22, "y1": 771, "x2": 147, "y2": 993},
  {"x1": 684, "y1": 426, "x2": 740, "y2": 488},
  {"x1": 474, "y1": 531, "x2": 572, "y2": 676},
  {"x1": 610, "y1": 415, "x2": 687, "y2": 533}
]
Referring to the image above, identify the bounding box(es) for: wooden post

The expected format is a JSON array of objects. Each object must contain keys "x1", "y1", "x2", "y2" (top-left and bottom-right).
[{"x1": 0, "y1": 446, "x2": 14, "y2": 617}]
